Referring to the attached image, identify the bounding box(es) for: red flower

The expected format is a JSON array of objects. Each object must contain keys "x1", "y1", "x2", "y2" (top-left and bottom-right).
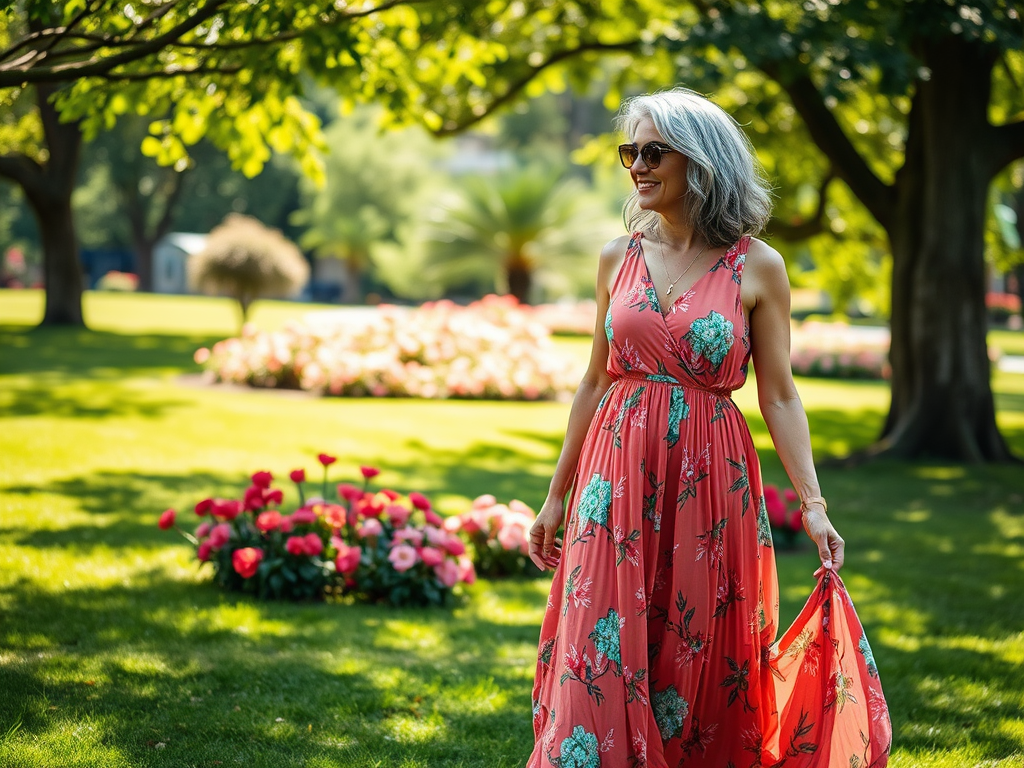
[
  {"x1": 321, "y1": 504, "x2": 346, "y2": 529},
  {"x1": 408, "y1": 492, "x2": 431, "y2": 511},
  {"x1": 337, "y1": 484, "x2": 362, "y2": 502},
  {"x1": 286, "y1": 536, "x2": 307, "y2": 556},
  {"x1": 379, "y1": 488, "x2": 399, "y2": 501},
  {"x1": 290, "y1": 469, "x2": 306, "y2": 483},
  {"x1": 335, "y1": 543, "x2": 361, "y2": 574},
  {"x1": 264, "y1": 488, "x2": 283, "y2": 505},
  {"x1": 256, "y1": 511, "x2": 282, "y2": 532},
  {"x1": 424, "y1": 509, "x2": 443, "y2": 527},
  {"x1": 197, "y1": 541, "x2": 213, "y2": 562},
  {"x1": 318, "y1": 453, "x2": 337, "y2": 467},
  {"x1": 232, "y1": 547, "x2": 264, "y2": 578},
  {"x1": 290, "y1": 508, "x2": 318, "y2": 526},
  {"x1": 243, "y1": 485, "x2": 265, "y2": 511},
  {"x1": 360, "y1": 465, "x2": 380, "y2": 479},
  {"x1": 251, "y1": 471, "x2": 273, "y2": 489},
  {"x1": 443, "y1": 536, "x2": 466, "y2": 557},
  {"x1": 194, "y1": 498, "x2": 213, "y2": 516},
  {"x1": 356, "y1": 494, "x2": 385, "y2": 518},
  {"x1": 302, "y1": 533, "x2": 324, "y2": 557},
  {"x1": 212, "y1": 499, "x2": 242, "y2": 520},
  {"x1": 195, "y1": 521, "x2": 212, "y2": 539},
  {"x1": 157, "y1": 509, "x2": 176, "y2": 530},
  {"x1": 386, "y1": 504, "x2": 411, "y2": 528}
]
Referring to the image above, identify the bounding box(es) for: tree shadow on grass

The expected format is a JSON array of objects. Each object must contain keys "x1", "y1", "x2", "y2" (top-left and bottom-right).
[
  {"x1": 0, "y1": 379, "x2": 194, "y2": 419},
  {"x1": 0, "y1": 326, "x2": 223, "y2": 379},
  {"x1": 0, "y1": 570, "x2": 538, "y2": 768}
]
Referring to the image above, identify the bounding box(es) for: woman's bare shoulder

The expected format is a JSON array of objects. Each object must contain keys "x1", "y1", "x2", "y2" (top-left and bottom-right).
[
  {"x1": 601, "y1": 234, "x2": 633, "y2": 263},
  {"x1": 744, "y1": 237, "x2": 786, "y2": 275}
]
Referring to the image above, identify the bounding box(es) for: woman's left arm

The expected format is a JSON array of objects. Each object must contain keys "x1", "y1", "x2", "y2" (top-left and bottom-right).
[{"x1": 744, "y1": 240, "x2": 845, "y2": 572}]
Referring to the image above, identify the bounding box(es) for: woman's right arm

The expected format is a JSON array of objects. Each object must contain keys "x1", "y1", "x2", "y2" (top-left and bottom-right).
[{"x1": 528, "y1": 236, "x2": 628, "y2": 570}]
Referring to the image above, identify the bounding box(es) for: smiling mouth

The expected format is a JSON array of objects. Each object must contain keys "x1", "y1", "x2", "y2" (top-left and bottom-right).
[{"x1": 636, "y1": 181, "x2": 659, "y2": 190}]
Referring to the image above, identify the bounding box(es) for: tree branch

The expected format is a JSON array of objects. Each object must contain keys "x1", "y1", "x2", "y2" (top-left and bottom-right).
[
  {"x1": 761, "y1": 66, "x2": 895, "y2": 230},
  {"x1": 767, "y1": 169, "x2": 835, "y2": 241},
  {"x1": 432, "y1": 40, "x2": 639, "y2": 136},
  {"x1": 0, "y1": 153, "x2": 44, "y2": 190},
  {"x1": 0, "y1": 0, "x2": 230, "y2": 87}
]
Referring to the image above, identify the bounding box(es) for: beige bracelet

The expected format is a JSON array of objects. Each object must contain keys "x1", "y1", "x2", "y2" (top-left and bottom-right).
[{"x1": 800, "y1": 496, "x2": 828, "y2": 514}]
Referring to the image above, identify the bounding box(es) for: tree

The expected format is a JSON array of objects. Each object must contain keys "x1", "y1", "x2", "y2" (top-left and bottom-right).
[
  {"x1": 291, "y1": 105, "x2": 443, "y2": 304},
  {"x1": 409, "y1": 1, "x2": 1024, "y2": 462},
  {"x1": 423, "y1": 164, "x2": 617, "y2": 303},
  {"x1": 188, "y1": 213, "x2": 308, "y2": 325},
  {"x1": 0, "y1": 0, "x2": 636, "y2": 326}
]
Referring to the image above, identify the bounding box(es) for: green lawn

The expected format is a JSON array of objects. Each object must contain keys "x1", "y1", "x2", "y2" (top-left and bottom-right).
[{"x1": 2, "y1": 289, "x2": 1024, "y2": 767}]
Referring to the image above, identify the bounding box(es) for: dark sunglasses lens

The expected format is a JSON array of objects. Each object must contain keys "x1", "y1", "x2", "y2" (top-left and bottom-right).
[
  {"x1": 618, "y1": 145, "x2": 639, "y2": 168},
  {"x1": 641, "y1": 144, "x2": 663, "y2": 169}
]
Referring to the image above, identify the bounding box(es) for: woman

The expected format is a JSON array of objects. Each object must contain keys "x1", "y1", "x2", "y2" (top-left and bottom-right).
[{"x1": 526, "y1": 89, "x2": 890, "y2": 768}]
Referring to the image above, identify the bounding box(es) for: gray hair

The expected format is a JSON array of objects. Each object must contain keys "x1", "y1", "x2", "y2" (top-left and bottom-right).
[{"x1": 615, "y1": 88, "x2": 773, "y2": 247}]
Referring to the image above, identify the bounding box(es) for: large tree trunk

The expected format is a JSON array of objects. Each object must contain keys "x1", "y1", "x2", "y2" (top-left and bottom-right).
[
  {"x1": 880, "y1": 38, "x2": 1014, "y2": 461},
  {"x1": 507, "y1": 262, "x2": 532, "y2": 304}
]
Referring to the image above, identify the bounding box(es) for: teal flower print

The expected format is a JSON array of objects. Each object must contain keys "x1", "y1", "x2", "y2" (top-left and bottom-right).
[
  {"x1": 557, "y1": 725, "x2": 601, "y2": 768},
  {"x1": 859, "y1": 634, "x2": 879, "y2": 678},
  {"x1": 683, "y1": 310, "x2": 734, "y2": 373},
  {"x1": 652, "y1": 684, "x2": 689, "y2": 741},
  {"x1": 604, "y1": 306, "x2": 613, "y2": 342},
  {"x1": 756, "y1": 495, "x2": 774, "y2": 548},
  {"x1": 588, "y1": 608, "x2": 624, "y2": 666},
  {"x1": 575, "y1": 473, "x2": 612, "y2": 531},
  {"x1": 665, "y1": 387, "x2": 690, "y2": 448}
]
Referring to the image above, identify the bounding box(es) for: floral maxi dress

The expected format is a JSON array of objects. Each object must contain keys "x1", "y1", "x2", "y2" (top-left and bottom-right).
[{"x1": 527, "y1": 233, "x2": 891, "y2": 768}]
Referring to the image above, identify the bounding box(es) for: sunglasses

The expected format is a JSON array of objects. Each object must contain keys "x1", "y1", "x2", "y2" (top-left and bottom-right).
[{"x1": 618, "y1": 141, "x2": 676, "y2": 169}]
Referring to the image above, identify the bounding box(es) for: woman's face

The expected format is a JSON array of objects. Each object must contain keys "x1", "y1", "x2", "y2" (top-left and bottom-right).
[{"x1": 629, "y1": 116, "x2": 689, "y2": 216}]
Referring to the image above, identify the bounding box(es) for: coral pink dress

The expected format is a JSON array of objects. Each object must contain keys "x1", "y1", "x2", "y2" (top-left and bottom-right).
[{"x1": 527, "y1": 233, "x2": 891, "y2": 768}]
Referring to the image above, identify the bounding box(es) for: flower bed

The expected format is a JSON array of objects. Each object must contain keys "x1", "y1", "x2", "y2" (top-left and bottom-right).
[
  {"x1": 158, "y1": 455, "x2": 474, "y2": 606},
  {"x1": 443, "y1": 495, "x2": 542, "y2": 578},
  {"x1": 790, "y1": 321, "x2": 891, "y2": 380},
  {"x1": 763, "y1": 485, "x2": 804, "y2": 550},
  {"x1": 194, "y1": 294, "x2": 581, "y2": 400}
]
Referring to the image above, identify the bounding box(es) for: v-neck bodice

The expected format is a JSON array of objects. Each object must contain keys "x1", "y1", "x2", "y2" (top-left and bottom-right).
[{"x1": 604, "y1": 231, "x2": 752, "y2": 396}]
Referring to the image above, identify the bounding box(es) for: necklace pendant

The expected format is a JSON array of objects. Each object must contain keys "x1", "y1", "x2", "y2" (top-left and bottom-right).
[{"x1": 665, "y1": 284, "x2": 674, "y2": 296}]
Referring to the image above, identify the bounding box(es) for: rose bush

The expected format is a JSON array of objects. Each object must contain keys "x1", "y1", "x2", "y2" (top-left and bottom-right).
[
  {"x1": 763, "y1": 485, "x2": 804, "y2": 551},
  {"x1": 158, "y1": 454, "x2": 474, "y2": 606},
  {"x1": 193, "y1": 294, "x2": 580, "y2": 401},
  {"x1": 443, "y1": 495, "x2": 542, "y2": 578},
  {"x1": 789, "y1": 321, "x2": 891, "y2": 380}
]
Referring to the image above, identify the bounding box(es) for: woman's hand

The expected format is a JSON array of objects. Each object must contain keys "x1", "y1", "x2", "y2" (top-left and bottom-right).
[
  {"x1": 529, "y1": 498, "x2": 566, "y2": 571},
  {"x1": 803, "y1": 508, "x2": 845, "y2": 574}
]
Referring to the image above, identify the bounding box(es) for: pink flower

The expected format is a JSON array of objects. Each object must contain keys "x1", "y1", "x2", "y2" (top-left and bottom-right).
[
  {"x1": 256, "y1": 511, "x2": 282, "y2": 532},
  {"x1": 434, "y1": 558, "x2": 460, "y2": 588},
  {"x1": 157, "y1": 509, "x2": 176, "y2": 530},
  {"x1": 471, "y1": 494, "x2": 496, "y2": 509},
  {"x1": 408, "y1": 492, "x2": 431, "y2": 511},
  {"x1": 318, "y1": 453, "x2": 337, "y2": 467},
  {"x1": 783, "y1": 488, "x2": 798, "y2": 504},
  {"x1": 337, "y1": 484, "x2": 362, "y2": 502},
  {"x1": 208, "y1": 523, "x2": 232, "y2": 549},
  {"x1": 195, "y1": 522, "x2": 212, "y2": 539},
  {"x1": 424, "y1": 509, "x2": 443, "y2": 527},
  {"x1": 251, "y1": 471, "x2": 273, "y2": 489},
  {"x1": 194, "y1": 498, "x2": 213, "y2": 516},
  {"x1": 320, "y1": 504, "x2": 346, "y2": 529},
  {"x1": 392, "y1": 528, "x2": 424, "y2": 547},
  {"x1": 335, "y1": 543, "x2": 361, "y2": 574},
  {"x1": 232, "y1": 547, "x2": 263, "y2": 579},
  {"x1": 508, "y1": 499, "x2": 536, "y2": 518},
  {"x1": 764, "y1": 486, "x2": 786, "y2": 528},
  {"x1": 380, "y1": 489, "x2": 400, "y2": 501},
  {"x1": 458, "y1": 512, "x2": 482, "y2": 535},
  {"x1": 419, "y1": 546, "x2": 444, "y2": 567},
  {"x1": 443, "y1": 536, "x2": 466, "y2": 557},
  {"x1": 286, "y1": 536, "x2": 308, "y2": 556},
  {"x1": 264, "y1": 488, "x2": 283, "y2": 505},
  {"x1": 197, "y1": 541, "x2": 213, "y2": 562},
  {"x1": 389, "y1": 544, "x2": 419, "y2": 572},
  {"x1": 386, "y1": 504, "x2": 411, "y2": 527},
  {"x1": 290, "y1": 469, "x2": 306, "y2": 483},
  {"x1": 358, "y1": 518, "x2": 384, "y2": 538},
  {"x1": 302, "y1": 532, "x2": 324, "y2": 556},
  {"x1": 457, "y1": 555, "x2": 476, "y2": 584}
]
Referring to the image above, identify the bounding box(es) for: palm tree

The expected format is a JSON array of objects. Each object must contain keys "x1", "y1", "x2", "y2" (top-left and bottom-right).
[{"x1": 424, "y1": 165, "x2": 615, "y2": 303}]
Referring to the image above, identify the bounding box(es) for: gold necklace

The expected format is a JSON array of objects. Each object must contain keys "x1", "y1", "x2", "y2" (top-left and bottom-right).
[{"x1": 656, "y1": 228, "x2": 710, "y2": 297}]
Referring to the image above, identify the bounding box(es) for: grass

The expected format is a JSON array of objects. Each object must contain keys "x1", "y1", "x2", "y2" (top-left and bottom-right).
[{"x1": 1, "y1": 289, "x2": 1024, "y2": 767}]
